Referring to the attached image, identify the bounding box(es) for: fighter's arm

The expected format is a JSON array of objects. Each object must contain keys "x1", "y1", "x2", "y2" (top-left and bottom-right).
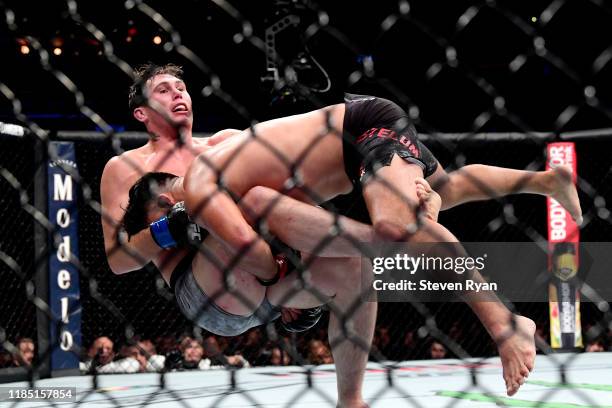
[
  {"x1": 182, "y1": 154, "x2": 277, "y2": 280},
  {"x1": 100, "y1": 156, "x2": 162, "y2": 274}
]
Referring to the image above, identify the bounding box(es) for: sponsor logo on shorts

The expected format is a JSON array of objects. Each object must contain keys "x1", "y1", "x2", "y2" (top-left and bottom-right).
[{"x1": 356, "y1": 128, "x2": 420, "y2": 158}]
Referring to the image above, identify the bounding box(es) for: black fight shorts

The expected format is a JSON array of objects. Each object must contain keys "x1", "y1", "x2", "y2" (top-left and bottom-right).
[{"x1": 342, "y1": 93, "x2": 438, "y2": 186}]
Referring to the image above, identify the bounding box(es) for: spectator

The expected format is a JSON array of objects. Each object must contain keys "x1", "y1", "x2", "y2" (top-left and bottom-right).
[
  {"x1": 203, "y1": 336, "x2": 250, "y2": 368},
  {"x1": 120, "y1": 344, "x2": 148, "y2": 372},
  {"x1": 448, "y1": 322, "x2": 465, "y2": 343},
  {"x1": 585, "y1": 339, "x2": 606, "y2": 352},
  {"x1": 11, "y1": 338, "x2": 35, "y2": 367},
  {"x1": 428, "y1": 340, "x2": 447, "y2": 360},
  {"x1": 89, "y1": 336, "x2": 114, "y2": 365},
  {"x1": 170, "y1": 335, "x2": 249, "y2": 370},
  {"x1": 239, "y1": 329, "x2": 265, "y2": 365},
  {"x1": 306, "y1": 340, "x2": 333, "y2": 365},
  {"x1": 267, "y1": 346, "x2": 291, "y2": 366},
  {"x1": 179, "y1": 336, "x2": 212, "y2": 370},
  {"x1": 372, "y1": 326, "x2": 393, "y2": 360},
  {"x1": 155, "y1": 335, "x2": 179, "y2": 356},
  {"x1": 118, "y1": 340, "x2": 165, "y2": 373},
  {"x1": 80, "y1": 336, "x2": 140, "y2": 373},
  {"x1": 138, "y1": 339, "x2": 166, "y2": 372},
  {"x1": 0, "y1": 351, "x2": 12, "y2": 368},
  {"x1": 395, "y1": 330, "x2": 419, "y2": 361}
]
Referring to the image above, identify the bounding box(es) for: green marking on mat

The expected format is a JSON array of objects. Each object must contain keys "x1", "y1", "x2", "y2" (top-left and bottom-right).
[
  {"x1": 437, "y1": 390, "x2": 612, "y2": 408},
  {"x1": 528, "y1": 380, "x2": 612, "y2": 392}
]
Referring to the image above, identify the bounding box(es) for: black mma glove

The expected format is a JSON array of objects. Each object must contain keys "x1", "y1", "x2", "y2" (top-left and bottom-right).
[{"x1": 149, "y1": 202, "x2": 204, "y2": 249}]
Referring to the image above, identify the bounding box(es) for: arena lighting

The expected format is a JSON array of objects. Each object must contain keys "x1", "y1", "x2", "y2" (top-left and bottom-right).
[
  {"x1": 531, "y1": 16, "x2": 537, "y2": 22},
  {"x1": 51, "y1": 37, "x2": 63, "y2": 47},
  {"x1": 17, "y1": 38, "x2": 30, "y2": 55},
  {"x1": 126, "y1": 26, "x2": 138, "y2": 43},
  {"x1": 153, "y1": 35, "x2": 162, "y2": 45},
  {"x1": 49, "y1": 37, "x2": 64, "y2": 56}
]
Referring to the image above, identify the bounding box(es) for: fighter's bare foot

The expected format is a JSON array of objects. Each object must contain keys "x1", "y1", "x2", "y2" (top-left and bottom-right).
[
  {"x1": 495, "y1": 315, "x2": 536, "y2": 396},
  {"x1": 415, "y1": 178, "x2": 442, "y2": 222},
  {"x1": 546, "y1": 165, "x2": 583, "y2": 225}
]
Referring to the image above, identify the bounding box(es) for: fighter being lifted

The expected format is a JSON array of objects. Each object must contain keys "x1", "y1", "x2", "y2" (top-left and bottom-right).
[{"x1": 101, "y1": 64, "x2": 582, "y2": 401}]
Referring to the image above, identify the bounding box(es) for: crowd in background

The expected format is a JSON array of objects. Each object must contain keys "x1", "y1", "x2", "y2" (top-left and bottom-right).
[
  {"x1": 2, "y1": 319, "x2": 611, "y2": 374},
  {"x1": 0, "y1": 337, "x2": 35, "y2": 369}
]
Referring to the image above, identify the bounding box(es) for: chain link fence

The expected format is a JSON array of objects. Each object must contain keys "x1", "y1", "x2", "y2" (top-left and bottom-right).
[{"x1": 1, "y1": 0, "x2": 611, "y2": 406}]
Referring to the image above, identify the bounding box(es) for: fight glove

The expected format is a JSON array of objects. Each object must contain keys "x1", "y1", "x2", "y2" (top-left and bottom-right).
[{"x1": 149, "y1": 202, "x2": 204, "y2": 249}]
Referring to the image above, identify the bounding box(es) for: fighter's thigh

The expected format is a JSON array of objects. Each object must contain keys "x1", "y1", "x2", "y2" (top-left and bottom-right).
[
  {"x1": 362, "y1": 155, "x2": 424, "y2": 226},
  {"x1": 192, "y1": 236, "x2": 266, "y2": 316},
  {"x1": 220, "y1": 105, "x2": 346, "y2": 196}
]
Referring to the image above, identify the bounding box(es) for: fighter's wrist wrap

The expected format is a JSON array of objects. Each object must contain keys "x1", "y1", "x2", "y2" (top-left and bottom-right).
[{"x1": 150, "y1": 217, "x2": 177, "y2": 249}]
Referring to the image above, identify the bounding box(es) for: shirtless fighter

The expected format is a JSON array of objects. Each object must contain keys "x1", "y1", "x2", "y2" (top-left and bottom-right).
[
  {"x1": 100, "y1": 64, "x2": 582, "y2": 399},
  {"x1": 101, "y1": 64, "x2": 581, "y2": 277}
]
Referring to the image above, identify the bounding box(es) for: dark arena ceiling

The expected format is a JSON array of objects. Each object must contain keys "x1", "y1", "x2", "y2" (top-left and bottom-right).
[{"x1": 1, "y1": 0, "x2": 611, "y2": 134}]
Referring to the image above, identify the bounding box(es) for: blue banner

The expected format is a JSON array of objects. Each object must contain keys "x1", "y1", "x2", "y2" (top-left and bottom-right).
[{"x1": 48, "y1": 141, "x2": 82, "y2": 371}]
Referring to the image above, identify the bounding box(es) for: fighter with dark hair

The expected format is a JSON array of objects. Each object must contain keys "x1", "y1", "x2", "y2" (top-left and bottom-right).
[{"x1": 101, "y1": 63, "x2": 582, "y2": 403}]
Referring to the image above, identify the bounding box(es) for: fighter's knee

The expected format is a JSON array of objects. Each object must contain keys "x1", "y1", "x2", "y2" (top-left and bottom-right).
[
  {"x1": 373, "y1": 219, "x2": 410, "y2": 242},
  {"x1": 344, "y1": 258, "x2": 364, "y2": 287},
  {"x1": 310, "y1": 257, "x2": 362, "y2": 296},
  {"x1": 325, "y1": 258, "x2": 363, "y2": 292},
  {"x1": 241, "y1": 186, "x2": 275, "y2": 216}
]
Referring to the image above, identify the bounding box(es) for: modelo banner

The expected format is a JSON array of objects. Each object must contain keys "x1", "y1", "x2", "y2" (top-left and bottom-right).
[
  {"x1": 48, "y1": 141, "x2": 82, "y2": 372},
  {"x1": 547, "y1": 142, "x2": 582, "y2": 350}
]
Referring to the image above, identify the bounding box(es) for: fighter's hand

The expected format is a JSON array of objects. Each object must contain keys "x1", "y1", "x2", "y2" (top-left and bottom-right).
[
  {"x1": 415, "y1": 178, "x2": 442, "y2": 222},
  {"x1": 149, "y1": 202, "x2": 203, "y2": 249}
]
